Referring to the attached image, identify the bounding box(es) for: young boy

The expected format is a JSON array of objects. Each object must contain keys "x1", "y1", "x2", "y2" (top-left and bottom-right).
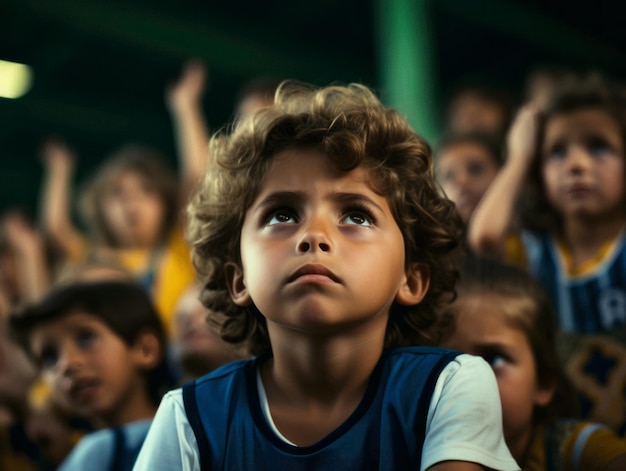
[
  {"x1": 10, "y1": 280, "x2": 173, "y2": 471},
  {"x1": 435, "y1": 131, "x2": 503, "y2": 223},
  {"x1": 134, "y1": 82, "x2": 520, "y2": 470},
  {"x1": 171, "y1": 283, "x2": 249, "y2": 383}
]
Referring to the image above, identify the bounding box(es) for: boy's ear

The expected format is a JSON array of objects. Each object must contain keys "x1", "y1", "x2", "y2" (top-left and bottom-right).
[
  {"x1": 534, "y1": 379, "x2": 556, "y2": 408},
  {"x1": 131, "y1": 331, "x2": 161, "y2": 370},
  {"x1": 395, "y1": 263, "x2": 430, "y2": 306},
  {"x1": 224, "y1": 261, "x2": 252, "y2": 306}
]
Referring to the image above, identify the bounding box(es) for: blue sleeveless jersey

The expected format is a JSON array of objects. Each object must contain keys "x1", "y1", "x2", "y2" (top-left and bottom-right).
[
  {"x1": 182, "y1": 346, "x2": 460, "y2": 470},
  {"x1": 522, "y1": 231, "x2": 626, "y2": 333}
]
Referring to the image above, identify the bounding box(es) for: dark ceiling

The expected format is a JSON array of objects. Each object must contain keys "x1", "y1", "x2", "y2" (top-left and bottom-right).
[{"x1": 2, "y1": 0, "x2": 626, "y2": 217}]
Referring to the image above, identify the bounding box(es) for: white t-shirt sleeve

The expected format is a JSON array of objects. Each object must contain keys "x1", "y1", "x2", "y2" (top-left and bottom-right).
[
  {"x1": 133, "y1": 389, "x2": 199, "y2": 471},
  {"x1": 421, "y1": 353, "x2": 521, "y2": 471},
  {"x1": 58, "y1": 429, "x2": 113, "y2": 471}
]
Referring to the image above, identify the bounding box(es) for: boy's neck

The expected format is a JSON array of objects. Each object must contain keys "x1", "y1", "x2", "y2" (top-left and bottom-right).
[
  {"x1": 96, "y1": 387, "x2": 157, "y2": 429},
  {"x1": 260, "y1": 320, "x2": 387, "y2": 445},
  {"x1": 561, "y1": 215, "x2": 625, "y2": 267}
]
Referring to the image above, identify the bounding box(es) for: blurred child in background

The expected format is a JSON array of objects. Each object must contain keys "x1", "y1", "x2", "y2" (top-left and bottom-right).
[
  {"x1": 468, "y1": 74, "x2": 626, "y2": 432},
  {"x1": 171, "y1": 283, "x2": 250, "y2": 383},
  {"x1": 234, "y1": 76, "x2": 282, "y2": 120},
  {"x1": 444, "y1": 81, "x2": 515, "y2": 141},
  {"x1": 436, "y1": 131, "x2": 503, "y2": 223},
  {"x1": 39, "y1": 140, "x2": 196, "y2": 334},
  {"x1": 469, "y1": 73, "x2": 626, "y2": 335},
  {"x1": 440, "y1": 256, "x2": 626, "y2": 470},
  {"x1": 10, "y1": 280, "x2": 175, "y2": 471}
]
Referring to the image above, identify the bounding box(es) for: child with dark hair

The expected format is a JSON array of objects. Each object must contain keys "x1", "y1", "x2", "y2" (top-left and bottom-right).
[
  {"x1": 436, "y1": 130, "x2": 503, "y2": 223},
  {"x1": 444, "y1": 81, "x2": 515, "y2": 140},
  {"x1": 40, "y1": 139, "x2": 196, "y2": 334},
  {"x1": 134, "y1": 81, "x2": 519, "y2": 470},
  {"x1": 10, "y1": 280, "x2": 174, "y2": 471},
  {"x1": 470, "y1": 73, "x2": 626, "y2": 332},
  {"x1": 440, "y1": 256, "x2": 626, "y2": 470},
  {"x1": 469, "y1": 74, "x2": 626, "y2": 433}
]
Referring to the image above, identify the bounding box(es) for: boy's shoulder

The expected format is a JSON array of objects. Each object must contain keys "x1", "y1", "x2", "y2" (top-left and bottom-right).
[
  {"x1": 378, "y1": 346, "x2": 467, "y2": 388},
  {"x1": 193, "y1": 357, "x2": 255, "y2": 386},
  {"x1": 386, "y1": 345, "x2": 463, "y2": 363}
]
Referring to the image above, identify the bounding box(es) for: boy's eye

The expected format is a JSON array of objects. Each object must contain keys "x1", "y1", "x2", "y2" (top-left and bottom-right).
[
  {"x1": 340, "y1": 205, "x2": 375, "y2": 226},
  {"x1": 76, "y1": 330, "x2": 98, "y2": 349},
  {"x1": 467, "y1": 161, "x2": 487, "y2": 177},
  {"x1": 546, "y1": 144, "x2": 567, "y2": 160},
  {"x1": 586, "y1": 138, "x2": 612, "y2": 157},
  {"x1": 266, "y1": 209, "x2": 298, "y2": 226},
  {"x1": 440, "y1": 169, "x2": 455, "y2": 183},
  {"x1": 482, "y1": 353, "x2": 507, "y2": 369},
  {"x1": 341, "y1": 212, "x2": 372, "y2": 226},
  {"x1": 39, "y1": 347, "x2": 59, "y2": 370}
]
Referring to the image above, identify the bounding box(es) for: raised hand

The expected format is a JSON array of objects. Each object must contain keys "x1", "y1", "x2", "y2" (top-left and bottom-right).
[{"x1": 166, "y1": 60, "x2": 208, "y2": 114}]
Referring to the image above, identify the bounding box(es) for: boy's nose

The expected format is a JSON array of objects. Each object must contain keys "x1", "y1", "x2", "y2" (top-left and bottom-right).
[
  {"x1": 453, "y1": 170, "x2": 471, "y2": 190},
  {"x1": 297, "y1": 240, "x2": 331, "y2": 252},
  {"x1": 58, "y1": 346, "x2": 84, "y2": 377},
  {"x1": 567, "y1": 146, "x2": 592, "y2": 173},
  {"x1": 296, "y1": 218, "x2": 333, "y2": 254}
]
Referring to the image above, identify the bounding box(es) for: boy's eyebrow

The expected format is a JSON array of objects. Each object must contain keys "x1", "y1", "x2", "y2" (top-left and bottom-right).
[
  {"x1": 253, "y1": 191, "x2": 385, "y2": 212},
  {"x1": 253, "y1": 191, "x2": 304, "y2": 211},
  {"x1": 472, "y1": 342, "x2": 513, "y2": 354},
  {"x1": 331, "y1": 192, "x2": 385, "y2": 213}
]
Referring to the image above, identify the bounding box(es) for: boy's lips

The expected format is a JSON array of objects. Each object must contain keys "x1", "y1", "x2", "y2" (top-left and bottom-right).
[
  {"x1": 287, "y1": 264, "x2": 341, "y2": 283},
  {"x1": 68, "y1": 378, "x2": 100, "y2": 404},
  {"x1": 566, "y1": 183, "x2": 592, "y2": 196}
]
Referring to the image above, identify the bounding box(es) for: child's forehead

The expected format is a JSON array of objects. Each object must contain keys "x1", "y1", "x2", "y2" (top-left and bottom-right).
[
  {"x1": 261, "y1": 148, "x2": 377, "y2": 189},
  {"x1": 108, "y1": 167, "x2": 148, "y2": 184},
  {"x1": 438, "y1": 141, "x2": 495, "y2": 164},
  {"x1": 29, "y1": 309, "x2": 108, "y2": 338},
  {"x1": 545, "y1": 108, "x2": 621, "y2": 140}
]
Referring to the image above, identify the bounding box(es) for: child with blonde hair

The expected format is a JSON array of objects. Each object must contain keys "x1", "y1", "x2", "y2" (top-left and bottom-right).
[
  {"x1": 440, "y1": 256, "x2": 626, "y2": 470},
  {"x1": 134, "y1": 81, "x2": 519, "y2": 470}
]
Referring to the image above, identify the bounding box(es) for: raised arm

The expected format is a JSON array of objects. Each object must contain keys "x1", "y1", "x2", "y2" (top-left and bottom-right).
[
  {"x1": 39, "y1": 138, "x2": 83, "y2": 258},
  {"x1": 166, "y1": 60, "x2": 211, "y2": 203},
  {"x1": 2, "y1": 212, "x2": 49, "y2": 302},
  {"x1": 467, "y1": 104, "x2": 540, "y2": 256}
]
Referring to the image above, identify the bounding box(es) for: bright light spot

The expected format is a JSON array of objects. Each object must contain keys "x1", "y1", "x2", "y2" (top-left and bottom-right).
[{"x1": 0, "y1": 59, "x2": 33, "y2": 99}]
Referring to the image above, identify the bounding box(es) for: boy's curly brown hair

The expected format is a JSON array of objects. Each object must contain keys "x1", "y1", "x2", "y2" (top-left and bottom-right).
[{"x1": 187, "y1": 81, "x2": 464, "y2": 356}]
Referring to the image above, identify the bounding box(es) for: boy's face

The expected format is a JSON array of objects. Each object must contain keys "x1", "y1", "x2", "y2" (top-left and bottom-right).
[
  {"x1": 440, "y1": 293, "x2": 553, "y2": 455},
  {"x1": 102, "y1": 170, "x2": 165, "y2": 249},
  {"x1": 173, "y1": 289, "x2": 244, "y2": 374},
  {"x1": 541, "y1": 109, "x2": 625, "y2": 222},
  {"x1": 437, "y1": 142, "x2": 500, "y2": 222},
  {"x1": 448, "y1": 93, "x2": 505, "y2": 136},
  {"x1": 29, "y1": 310, "x2": 149, "y2": 424},
  {"x1": 228, "y1": 148, "x2": 427, "y2": 338}
]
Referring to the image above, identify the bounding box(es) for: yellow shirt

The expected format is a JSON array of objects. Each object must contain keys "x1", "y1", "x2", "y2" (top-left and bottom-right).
[
  {"x1": 525, "y1": 420, "x2": 626, "y2": 471},
  {"x1": 63, "y1": 229, "x2": 196, "y2": 336}
]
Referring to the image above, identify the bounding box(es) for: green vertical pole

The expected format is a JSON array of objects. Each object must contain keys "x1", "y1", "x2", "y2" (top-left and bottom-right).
[{"x1": 375, "y1": 0, "x2": 439, "y2": 146}]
